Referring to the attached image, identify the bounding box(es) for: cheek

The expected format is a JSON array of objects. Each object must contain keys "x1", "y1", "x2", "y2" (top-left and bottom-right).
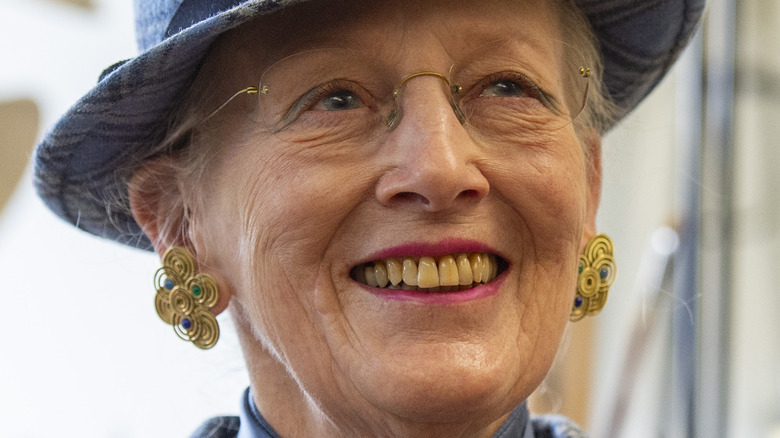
[
  {"x1": 199, "y1": 134, "x2": 358, "y2": 256},
  {"x1": 482, "y1": 134, "x2": 586, "y2": 335},
  {"x1": 193, "y1": 133, "x2": 379, "y2": 335},
  {"x1": 231, "y1": 154, "x2": 375, "y2": 273},
  {"x1": 486, "y1": 134, "x2": 589, "y2": 250}
]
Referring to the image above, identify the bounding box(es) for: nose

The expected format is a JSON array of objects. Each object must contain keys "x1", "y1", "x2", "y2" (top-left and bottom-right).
[{"x1": 375, "y1": 75, "x2": 490, "y2": 212}]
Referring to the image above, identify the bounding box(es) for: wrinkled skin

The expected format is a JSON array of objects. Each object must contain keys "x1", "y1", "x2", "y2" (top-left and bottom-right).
[{"x1": 131, "y1": 0, "x2": 602, "y2": 436}]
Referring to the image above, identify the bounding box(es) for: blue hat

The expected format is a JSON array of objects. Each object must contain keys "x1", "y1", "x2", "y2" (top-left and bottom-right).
[{"x1": 33, "y1": 0, "x2": 706, "y2": 250}]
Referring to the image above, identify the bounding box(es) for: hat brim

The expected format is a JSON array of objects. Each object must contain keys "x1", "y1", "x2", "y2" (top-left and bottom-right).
[{"x1": 33, "y1": 0, "x2": 705, "y2": 250}]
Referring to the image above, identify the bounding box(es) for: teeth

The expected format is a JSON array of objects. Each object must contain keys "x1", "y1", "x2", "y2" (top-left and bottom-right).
[
  {"x1": 418, "y1": 257, "x2": 439, "y2": 288},
  {"x1": 374, "y1": 263, "x2": 389, "y2": 288},
  {"x1": 456, "y1": 253, "x2": 473, "y2": 285},
  {"x1": 480, "y1": 254, "x2": 491, "y2": 282},
  {"x1": 402, "y1": 258, "x2": 418, "y2": 286},
  {"x1": 438, "y1": 255, "x2": 459, "y2": 286},
  {"x1": 353, "y1": 252, "x2": 501, "y2": 291},
  {"x1": 386, "y1": 258, "x2": 403, "y2": 286},
  {"x1": 365, "y1": 266, "x2": 378, "y2": 287},
  {"x1": 470, "y1": 253, "x2": 483, "y2": 283}
]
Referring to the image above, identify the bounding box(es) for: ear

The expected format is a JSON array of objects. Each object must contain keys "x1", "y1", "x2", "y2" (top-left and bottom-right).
[
  {"x1": 128, "y1": 156, "x2": 190, "y2": 254},
  {"x1": 580, "y1": 128, "x2": 602, "y2": 247},
  {"x1": 128, "y1": 157, "x2": 233, "y2": 316}
]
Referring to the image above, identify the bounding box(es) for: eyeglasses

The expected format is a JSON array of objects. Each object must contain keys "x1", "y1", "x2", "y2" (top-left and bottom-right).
[{"x1": 208, "y1": 38, "x2": 591, "y2": 145}]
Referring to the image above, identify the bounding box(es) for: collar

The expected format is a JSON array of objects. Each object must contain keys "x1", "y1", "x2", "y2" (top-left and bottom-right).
[
  {"x1": 237, "y1": 387, "x2": 282, "y2": 438},
  {"x1": 237, "y1": 387, "x2": 532, "y2": 437}
]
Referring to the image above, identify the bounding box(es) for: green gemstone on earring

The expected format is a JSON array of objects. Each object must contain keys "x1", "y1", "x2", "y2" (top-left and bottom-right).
[
  {"x1": 192, "y1": 285, "x2": 202, "y2": 296},
  {"x1": 578, "y1": 264, "x2": 583, "y2": 274}
]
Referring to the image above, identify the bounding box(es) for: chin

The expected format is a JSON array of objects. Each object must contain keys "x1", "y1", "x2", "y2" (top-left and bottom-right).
[{"x1": 353, "y1": 345, "x2": 534, "y2": 424}]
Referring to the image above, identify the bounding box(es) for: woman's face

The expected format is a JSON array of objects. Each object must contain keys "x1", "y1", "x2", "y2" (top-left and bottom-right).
[{"x1": 188, "y1": 0, "x2": 600, "y2": 435}]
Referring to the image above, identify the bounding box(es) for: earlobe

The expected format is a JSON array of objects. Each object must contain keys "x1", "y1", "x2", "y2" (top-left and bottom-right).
[{"x1": 130, "y1": 157, "x2": 234, "y2": 319}]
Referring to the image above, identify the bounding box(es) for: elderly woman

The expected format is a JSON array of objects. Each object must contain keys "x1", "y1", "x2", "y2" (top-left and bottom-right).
[{"x1": 34, "y1": 0, "x2": 703, "y2": 436}]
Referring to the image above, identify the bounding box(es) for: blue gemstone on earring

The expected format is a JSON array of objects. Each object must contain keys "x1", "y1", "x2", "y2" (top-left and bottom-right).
[
  {"x1": 574, "y1": 296, "x2": 583, "y2": 307},
  {"x1": 182, "y1": 318, "x2": 192, "y2": 330},
  {"x1": 164, "y1": 279, "x2": 174, "y2": 290},
  {"x1": 600, "y1": 268, "x2": 608, "y2": 279}
]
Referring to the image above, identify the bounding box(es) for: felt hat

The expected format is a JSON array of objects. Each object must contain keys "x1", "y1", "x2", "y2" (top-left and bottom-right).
[{"x1": 33, "y1": 0, "x2": 706, "y2": 250}]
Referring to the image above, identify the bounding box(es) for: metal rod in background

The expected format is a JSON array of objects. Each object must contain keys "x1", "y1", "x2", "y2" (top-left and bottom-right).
[
  {"x1": 669, "y1": 23, "x2": 704, "y2": 438},
  {"x1": 696, "y1": 0, "x2": 736, "y2": 435},
  {"x1": 600, "y1": 227, "x2": 680, "y2": 438}
]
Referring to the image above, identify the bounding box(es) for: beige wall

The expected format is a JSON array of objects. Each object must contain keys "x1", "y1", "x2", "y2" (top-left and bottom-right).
[
  {"x1": 0, "y1": 99, "x2": 37, "y2": 212},
  {"x1": 731, "y1": 1, "x2": 780, "y2": 436}
]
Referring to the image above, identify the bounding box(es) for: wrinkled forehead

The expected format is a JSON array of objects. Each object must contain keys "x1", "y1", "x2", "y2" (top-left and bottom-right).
[{"x1": 214, "y1": 0, "x2": 565, "y2": 75}]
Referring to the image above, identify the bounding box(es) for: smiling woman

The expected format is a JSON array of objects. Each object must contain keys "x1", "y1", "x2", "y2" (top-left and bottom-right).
[{"x1": 33, "y1": 0, "x2": 704, "y2": 436}]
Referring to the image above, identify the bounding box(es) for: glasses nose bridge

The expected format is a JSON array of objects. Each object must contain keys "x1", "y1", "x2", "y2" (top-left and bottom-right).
[
  {"x1": 385, "y1": 71, "x2": 464, "y2": 130},
  {"x1": 398, "y1": 71, "x2": 452, "y2": 90}
]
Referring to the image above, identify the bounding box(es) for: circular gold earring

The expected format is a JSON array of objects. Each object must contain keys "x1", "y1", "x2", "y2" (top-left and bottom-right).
[
  {"x1": 154, "y1": 247, "x2": 220, "y2": 349},
  {"x1": 570, "y1": 234, "x2": 616, "y2": 322}
]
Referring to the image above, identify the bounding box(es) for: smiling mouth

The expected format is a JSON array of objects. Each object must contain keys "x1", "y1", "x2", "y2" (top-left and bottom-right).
[{"x1": 350, "y1": 253, "x2": 507, "y2": 292}]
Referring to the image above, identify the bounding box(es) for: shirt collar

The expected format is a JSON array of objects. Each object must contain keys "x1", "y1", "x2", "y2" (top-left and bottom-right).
[
  {"x1": 237, "y1": 387, "x2": 282, "y2": 438},
  {"x1": 237, "y1": 387, "x2": 532, "y2": 437}
]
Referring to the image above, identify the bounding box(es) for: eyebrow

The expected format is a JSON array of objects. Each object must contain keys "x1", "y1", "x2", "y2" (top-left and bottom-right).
[{"x1": 454, "y1": 36, "x2": 562, "y2": 80}]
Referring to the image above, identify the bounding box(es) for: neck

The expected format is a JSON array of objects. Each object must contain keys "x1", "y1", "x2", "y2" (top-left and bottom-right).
[
  {"x1": 233, "y1": 309, "x2": 519, "y2": 438},
  {"x1": 247, "y1": 377, "x2": 514, "y2": 437}
]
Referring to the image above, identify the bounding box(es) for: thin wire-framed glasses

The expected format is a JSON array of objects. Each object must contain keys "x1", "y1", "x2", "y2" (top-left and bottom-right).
[{"x1": 206, "y1": 38, "x2": 591, "y2": 145}]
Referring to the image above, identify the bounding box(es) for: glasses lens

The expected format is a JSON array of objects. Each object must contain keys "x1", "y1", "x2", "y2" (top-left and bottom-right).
[
  {"x1": 450, "y1": 38, "x2": 590, "y2": 141},
  {"x1": 226, "y1": 39, "x2": 590, "y2": 145},
  {"x1": 255, "y1": 48, "x2": 391, "y2": 145}
]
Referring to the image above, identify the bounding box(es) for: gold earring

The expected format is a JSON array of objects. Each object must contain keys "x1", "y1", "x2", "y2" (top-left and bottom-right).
[
  {"x1": 154, "y1": 247, "x2": 220, "y2": 349},
  {"x1": 570, "y1": 234, "x2": 616, "y2": 322}
]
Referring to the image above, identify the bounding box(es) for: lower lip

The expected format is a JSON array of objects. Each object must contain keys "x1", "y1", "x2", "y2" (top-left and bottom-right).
[{"x1": 359, "y1": 275, "x2": 506, "y2": 305}]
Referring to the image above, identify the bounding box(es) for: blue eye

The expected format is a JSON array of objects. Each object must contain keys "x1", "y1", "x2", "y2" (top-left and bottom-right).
[
  {"x1": 315, "y1": 89, "x2": 363, "y2": 111},
  {"x1": 467, "y1": 71, "x2": 561, "y2": 113},
  {"x1": 276, "y1": 79, "x2": 375, "y2": 132},
  {"x1": 481, "y1": 80, "x2": 527, "y2": 98},
  {"x1": 478, "y1": 72, "x2": 545, "y2": 101}
]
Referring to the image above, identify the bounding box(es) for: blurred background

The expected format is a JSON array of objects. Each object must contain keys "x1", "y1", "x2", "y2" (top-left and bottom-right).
[{"x1": 0, "y1": 0, "x2": 777, "y2": 436}]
